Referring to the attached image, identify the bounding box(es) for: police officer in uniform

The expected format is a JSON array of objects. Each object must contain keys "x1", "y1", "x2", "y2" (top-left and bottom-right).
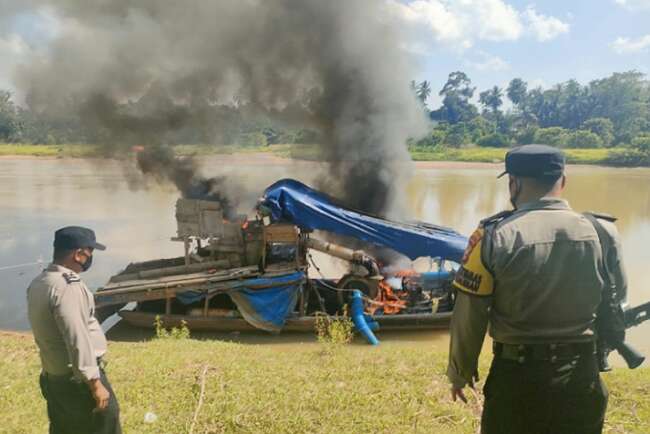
[
  {"x1": 27, "y1": 226, "x2": 122, "y2": 434},
  {"x1": 447, "y1": 145, "x2": 627, "y2": 434}
]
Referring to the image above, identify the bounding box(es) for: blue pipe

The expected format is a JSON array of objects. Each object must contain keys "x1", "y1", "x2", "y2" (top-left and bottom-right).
[{"x1": 350, "y1": 290, "x2": 380, "y2": 345}]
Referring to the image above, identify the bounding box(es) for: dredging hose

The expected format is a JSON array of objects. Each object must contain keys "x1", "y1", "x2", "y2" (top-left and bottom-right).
[{"x1": 350, "y1": 290, "x2": 380, "y2": 345}]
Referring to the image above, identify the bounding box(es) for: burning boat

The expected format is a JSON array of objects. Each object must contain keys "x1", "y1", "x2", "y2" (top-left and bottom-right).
[{"x1": 95, "y1": 179, "x2": 468, "y2": 333}]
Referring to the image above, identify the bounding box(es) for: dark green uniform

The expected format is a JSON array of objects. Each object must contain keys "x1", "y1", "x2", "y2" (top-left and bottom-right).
[{"x1": 447, "y1": 145, "x2": 627, "y2": 434}]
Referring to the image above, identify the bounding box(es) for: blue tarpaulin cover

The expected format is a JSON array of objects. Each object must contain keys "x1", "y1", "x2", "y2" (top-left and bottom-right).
[
  {"x1": 176, "y1": 271, "x2": 305, "y2": 332},
  {"x1": 260, "y1": 179, "x2": 468, "y2": 263}
]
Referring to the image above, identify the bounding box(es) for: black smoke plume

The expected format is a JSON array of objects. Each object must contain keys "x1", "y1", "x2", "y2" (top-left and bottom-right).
[
  {"x1": 7, "y1": 0, "x2": 427, "y2": 215},
  {"x1": 136, "y1": 146, "x2": 237, "y2": 219}
]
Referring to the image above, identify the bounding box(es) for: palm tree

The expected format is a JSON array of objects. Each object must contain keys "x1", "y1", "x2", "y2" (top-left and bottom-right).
[
  {"x1": 416, "y1": 80, "x2": 432, "y2": 104},
  {"x1": 479, "y1": 86, "x2": 504, "y2": 114}
]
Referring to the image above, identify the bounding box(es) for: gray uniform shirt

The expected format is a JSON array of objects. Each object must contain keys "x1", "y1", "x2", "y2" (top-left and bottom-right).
[
  {"x1": 27, "y1": 263, "x2": 107, "y2": 381},
  {"x1": 447, "y1": 198, "x2": 627, "y2": 388}
]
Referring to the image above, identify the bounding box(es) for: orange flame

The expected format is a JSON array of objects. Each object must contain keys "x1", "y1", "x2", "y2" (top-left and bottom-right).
[{"x1": 366, "y1": 280, "x2": 407, "y2": 315}]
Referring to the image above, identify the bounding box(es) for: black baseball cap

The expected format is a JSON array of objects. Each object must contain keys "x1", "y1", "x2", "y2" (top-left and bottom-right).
[
  {"x1": 498, "y1": 144, "x2": 565, "y2": 179},
  {"x1": 54, "y1": 226, "x2": 106, "y2": 251}
]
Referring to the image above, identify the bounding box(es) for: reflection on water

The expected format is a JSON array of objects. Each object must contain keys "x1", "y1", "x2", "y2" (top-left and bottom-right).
[{"x1": 1, "y1": 158, "x2": 649, "y2": 355}]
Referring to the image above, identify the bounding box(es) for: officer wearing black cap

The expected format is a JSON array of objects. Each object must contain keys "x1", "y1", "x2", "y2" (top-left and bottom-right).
[
  {"x1": 27, "y1": 226, "x2": 122, "y2": 434},
  {"x1": 446, "y1": 145, "x2": 627, "y2": 433}
]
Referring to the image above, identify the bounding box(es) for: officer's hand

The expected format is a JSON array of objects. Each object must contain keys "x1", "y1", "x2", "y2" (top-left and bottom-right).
[
  {"x1": 89, "y1": 379, "x2": 110, "y2": 411},
  {"x1": 450, "y1": 386, "x2": 468, "y2": 404}
]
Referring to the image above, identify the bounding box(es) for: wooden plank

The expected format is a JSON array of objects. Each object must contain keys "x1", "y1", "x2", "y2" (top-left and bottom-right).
[
  {"x1": 109, "y1": 259, "x2": 232, "y2": 283},
  {"x1": 95, "y1": 270, "x2": 305, "y2": 307},
  {"x1": 100, "y1": 266, "x2": 260, "y2": 294}
]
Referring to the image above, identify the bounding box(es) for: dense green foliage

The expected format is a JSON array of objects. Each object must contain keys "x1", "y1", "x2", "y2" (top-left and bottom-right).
[
  {"x1": 1, "y1": 70, "x2": 649, "y2": 165},
  {"x1": 414, "y1": 70, "x2": 650, "y2": 163}
]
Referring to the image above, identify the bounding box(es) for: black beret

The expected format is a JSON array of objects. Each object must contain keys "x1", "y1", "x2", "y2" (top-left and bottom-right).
[
  {"x1": 498, "y1": 144, "x2": 565, "y2": 179},
  {"x1": 54, "y1": 226, "x2": 106, "y2": 251}
]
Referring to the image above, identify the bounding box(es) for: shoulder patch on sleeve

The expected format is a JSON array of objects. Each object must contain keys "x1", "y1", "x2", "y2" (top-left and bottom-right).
[
  {"x1": 452, "y1": 228, "x2": 495, "y2": 296},
  {"x1": 62, "y1": 272, "x2": 81, "y2": 284}
]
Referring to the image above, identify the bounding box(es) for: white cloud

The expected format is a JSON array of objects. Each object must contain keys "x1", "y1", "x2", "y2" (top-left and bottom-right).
[
  {"x1": 614, "y1": 0, "x2": 650, "y2": 11},
  {"x1": 522, "y1": 7, "x2": 570, "y2": 42},
  {"x1": 387, "y1": 1, "x2": 568, "y2": 51},
  {"x1": 0, "y1": 8, "x2": 61, "y2": 95},
  {"x1": 465, "y1": 51, "x2": 510, "y2": 71},
  {"x1": 610, "y1": 34, "x2": 650, "y2": 54}
]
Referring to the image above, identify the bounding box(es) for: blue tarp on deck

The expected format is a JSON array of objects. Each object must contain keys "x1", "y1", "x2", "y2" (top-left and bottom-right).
[
  {"x1": 259, "y1": 179, "x2": 468, "y2": 263},
  {"x1": 176, "y1": 271, "x2": 305, "y2": 332}
]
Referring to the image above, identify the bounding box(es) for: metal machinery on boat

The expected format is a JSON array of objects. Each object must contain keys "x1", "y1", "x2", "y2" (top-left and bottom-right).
[{"x1": 94, "y1": 179, "x2": 468, "y2": 334}]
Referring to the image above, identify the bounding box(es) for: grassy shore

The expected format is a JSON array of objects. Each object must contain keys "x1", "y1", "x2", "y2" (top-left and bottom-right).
[
  {"x1": 2, "y1": 331, "x2": 649, "y2": 433},
  {"x1": 410, "y1": 147, "x2": 616, "y2": 165},
  {"x1": 2, "y1": 143, "x2": 646, "y2": 167}
]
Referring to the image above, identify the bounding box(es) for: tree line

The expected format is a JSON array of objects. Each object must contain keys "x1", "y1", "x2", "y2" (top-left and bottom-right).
[
  {"x1": 411, "y1": 70, "x2": 650, "y2": 152},
  {"x1": 1, "y1": 70, "x2": 649, "y2": 155},
  {"x1": 0, "y1": 89, "x2": 317, "y2": 148}
]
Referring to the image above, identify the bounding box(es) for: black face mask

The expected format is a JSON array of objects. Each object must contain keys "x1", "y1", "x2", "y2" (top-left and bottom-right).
[{"x1": 77, "y1": 251, "x2": 93, "y2": 272}]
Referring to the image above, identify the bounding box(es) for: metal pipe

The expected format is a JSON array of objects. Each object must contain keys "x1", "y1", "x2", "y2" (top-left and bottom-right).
[
  {"x1": 305, "y1": 237, "x2": 358, "y2": 262},
  {"x1": 305, "y1": 237, "x2": 379, "y2": 276}
]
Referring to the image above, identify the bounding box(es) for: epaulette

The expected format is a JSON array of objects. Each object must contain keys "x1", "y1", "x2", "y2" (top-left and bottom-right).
[
  {"x1": 583, "y1": 211, "x2": 617, "y2": 223},
  {"x1": 479, "y1": 210, "x2": 514, "y2": 228},
  {"x1": 62, "y1": 272, "x2": 81, "y2": 284}
]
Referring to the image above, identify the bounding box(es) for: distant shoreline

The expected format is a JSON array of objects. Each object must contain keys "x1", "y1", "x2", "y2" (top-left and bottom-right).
[
  {"x1": 0, "y1": 151, "x2": 503, "y2": 169},
  {"x1": 0, "y1": 143, "x2": 648, "y2": 167}
]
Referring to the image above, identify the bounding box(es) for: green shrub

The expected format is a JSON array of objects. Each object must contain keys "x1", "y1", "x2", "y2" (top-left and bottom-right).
[
  {"x1": 292, "y1": 128, "x2": 321, "y2": 144},
  {"x1": 445, "y1": 123, "x2": 471, "y2": 148},
  {"x1": 516, "y1": 126, "x2": 538, "y2": 145},
  {"x1": 567, "y1": 130, "x2": 604, "y2": 149},
  {"x1": 605, "y1": 148, "x2": 650, "y2": 166},
  {"x1": 477, "y1": 132, "x2": 510, "y2": 148},
  {"x1": 411, "y1": 129, "x2": 446, "y2": 149},
  {"x1": 467, "y1": 116, "x2": 494, "y2": 142},
  {"x1": 631, "y1": 134, "x2": 650, "y2": 152},
  {"x1": 154, "y1": 315, "x2": 191, "y2": 340},
  {"x1": 533, "y1": 127, "x2": 570, "y2": 147},
  {"x1": 238, "y1": 132, "x2": 268, "y2": 148},
  {"x1": 315, "y1": 308, "x2": 354, "y2": 346},
  {"x1": 582, "y1": 118, "x2": 614, "y2": 147}
]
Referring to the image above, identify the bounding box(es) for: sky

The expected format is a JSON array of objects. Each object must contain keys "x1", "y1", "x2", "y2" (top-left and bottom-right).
[{"x1": 0, "y1": 0, "x2": 649, "y2": 108}]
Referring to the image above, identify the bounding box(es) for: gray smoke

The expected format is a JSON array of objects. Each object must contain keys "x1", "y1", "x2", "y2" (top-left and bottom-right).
[{"x1": 7, "y1": 0, "x2": 427, "y2": 216}]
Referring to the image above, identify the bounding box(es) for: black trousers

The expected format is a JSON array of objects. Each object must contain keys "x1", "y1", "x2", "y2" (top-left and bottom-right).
[
  {"x1": 481, "y1": 354, "x2": 608, "y2": 434},
  {"x1": 39, "y1": 369, "x2": 122, "y2": 434}
]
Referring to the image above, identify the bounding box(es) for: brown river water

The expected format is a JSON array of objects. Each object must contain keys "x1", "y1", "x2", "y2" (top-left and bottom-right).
[{"x1": 0, "y1": 155, "x2": 648, "y2": 359}]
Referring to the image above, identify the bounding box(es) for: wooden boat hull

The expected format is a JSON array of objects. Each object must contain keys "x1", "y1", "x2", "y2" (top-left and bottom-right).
[{"x1": 119, "y1": 310, "x2": 452, "y2": 332}]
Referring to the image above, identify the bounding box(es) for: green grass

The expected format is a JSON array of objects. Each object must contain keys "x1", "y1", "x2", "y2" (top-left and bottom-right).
[
  {"x1": 1, "y1": 143, "x2": 646, "y2": 167},
  {"x1": 410, "y1": 147, "x2": 617, "y2": 165},
  {"x1": 564, "y1": 148, "x2": 613, "y2": 164},
  {"x1": 0, "y1": 143, "x2": 100, "y2": 158},
  {"x1": 411, "y1": 147, "x2": 507, "y2": 163},
  {"x1": 1, "y1": 331, "x2": 648, "y2": 433},
  {"x1": 0, "y1": 143, "x2": 289, "y2": 159},
  {"x1": 173, "y1": 144, "x2": 291, "y2": 157}
]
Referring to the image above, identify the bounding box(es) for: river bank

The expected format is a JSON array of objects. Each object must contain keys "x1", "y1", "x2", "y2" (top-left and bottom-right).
[
  {"x1": 2, "y1": 331, "x2": 649, "y2": 434},
  {"x1": 1, "y1": 143, "x2": 649, "y2": 167}
]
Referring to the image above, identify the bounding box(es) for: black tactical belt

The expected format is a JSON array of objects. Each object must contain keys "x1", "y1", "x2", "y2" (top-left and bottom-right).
[{"x1": 493, "y1": 341, "x2": 596, "y2": 363}]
